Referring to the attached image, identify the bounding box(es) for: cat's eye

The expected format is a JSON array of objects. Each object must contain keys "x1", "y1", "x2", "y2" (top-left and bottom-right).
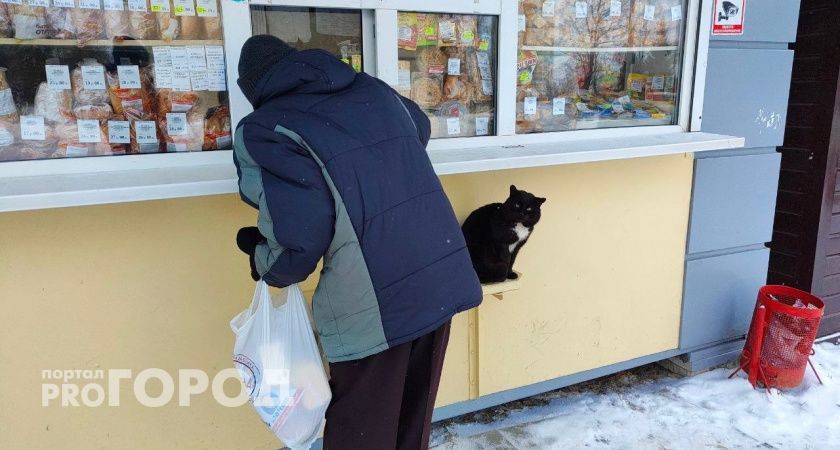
[
  {"x1": 515, "y1": 204, "x2": 521, "y2": 209},
  {"x1": 526, "y1": 208, "x2": 532, "y2": 212}
]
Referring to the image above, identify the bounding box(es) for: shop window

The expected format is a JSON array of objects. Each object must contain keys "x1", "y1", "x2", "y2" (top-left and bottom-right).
[
  {"x1": 0, "y1": 0, "x2": 231, "y2": 162},
  {"x1": 396, "y1": 11, "x2": 498, "y2": 139},
  {"x1": 517, "y1": 0, "x2": 686, "y2": 133}
]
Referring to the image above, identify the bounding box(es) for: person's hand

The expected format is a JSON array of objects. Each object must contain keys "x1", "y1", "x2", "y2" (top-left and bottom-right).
[{"x1": 236, "y1": 227, "x2": 263, "y2": 281}]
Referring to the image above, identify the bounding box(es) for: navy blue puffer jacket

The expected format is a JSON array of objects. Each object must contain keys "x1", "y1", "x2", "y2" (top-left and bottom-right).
[{"x1": 233, "y1": 50, "x2": 482, "y2": 362}]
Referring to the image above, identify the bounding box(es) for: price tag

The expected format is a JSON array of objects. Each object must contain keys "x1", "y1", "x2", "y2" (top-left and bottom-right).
[
  {"x1": 153, "y1": 46, "x2": 173, "y2": 89},
  {"x1": 651, "y1": 75, "x2": 664, "y2": 91},
  {"x1": 53, "y1": 0, "x2": 74, "y2": 6},
  {"x1": 671, "y1": 5, "x2": 681, "y2": 21},
  {"x1": 77, "y1": 120, "x2": 102, "y2": 143},
  {"x1": 205, "y1": 46, "x2": 227, "y2": 91},
  {"x1": 80, "y1": 0, "x2": 101, "y2": 9},
  {"x1": 117, "y1": 65, "x2": 141, "y2": 89},
  {"x1": 30, "y1": 0, "x2": 50, "y2": 7},
  {"x1": 170, "y1": 47, "x2": 192, "y2": 91},
  {"x1": 524, "y1": 96, "x2": 537, "y2": 116},
  {"x1": 103, "y1": 0, "x2": 124, "y2": 10},
  {"x1": 610, "y1": 0, "x2": 621, "y2": 17},
  {"x1": 553, "y1": 97, "x2": 566, "y2": 115},
  {"x1": 65, "y1": 145, "x2": 90, "y2": 157},
  {"x1": 518, "y1": 14, "x2": 525, "y2": 32},
  {"x1": 135, "y1": 121, "x2": 158, "y2": 143},
  {"x1": 475, "y1": 117, "x2": 489, "y2": 136},
  {"x1": 173, "y1": 0, "x2": 195, "y2": 16},
  {"x1": 20, "y1": 116, "x2": 46, "y2": 141},
  {"x1": 542, "y1": 0, "x2": 555, "y2": 17},
  {"x1": 150, "y1": 0, "x2": 169, "y2": 13},
  {"x1": 575, "y1": 1, "x2": 588, "y2": 18},
  {"x1": 81, "y1": 65, "x2": 106, "y2": 90},
  {"x1": 447, "y1": 58, "x2": 461, "y2": 75},
  {"x1": 45, "y1": 65, "x2": 71, "y2": 90},
  {"x1": 446, "y1": 117, "x2": 460, "y2": 136},
  {"x1": 187, "y1": 46, "x2": 208, "y2": 91},
  {"x1": 476, "y1": 52, "x2": 492, "y2": 80},
  {"x1": 195, "y1": 0, "x2": 217, "y2": 16},
  {"x1": 108, "y1": 120, "x2": 130, "y2": 143},
  {"x1": 643, "y1": 3, "x2": 655, "y2": 21},
  {"x1": 128, "y1": 0, "x2": 147, "y2": 11},
  {"x1": 166, "y1": 113, "x2": 188, "y2": 136}
]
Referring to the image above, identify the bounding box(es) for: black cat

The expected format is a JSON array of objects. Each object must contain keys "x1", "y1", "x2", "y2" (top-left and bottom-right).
[{"x1": 462, "y1": 185, "x2": 546, "y2": 284}]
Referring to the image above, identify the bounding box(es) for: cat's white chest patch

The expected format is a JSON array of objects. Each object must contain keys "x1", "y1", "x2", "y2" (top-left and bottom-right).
[{"x1": 509, "y1": 222, "x2": 531, "y2": 252}]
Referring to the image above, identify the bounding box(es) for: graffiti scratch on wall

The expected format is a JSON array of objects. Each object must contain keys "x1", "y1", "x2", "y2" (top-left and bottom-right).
[{"x1": 755, "y1": 109, "x2": 782, "y2": 135}]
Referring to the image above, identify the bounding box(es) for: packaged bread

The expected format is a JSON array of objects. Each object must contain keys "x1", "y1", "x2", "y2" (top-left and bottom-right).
[
  {"x1": 437, "y1": 15, "x2": 457, "y2": 46},
  {"x1": 46, "y1": 7, "x2": 75, "y2": 39},
  {"x1": 71, "y1": 59, "x2": 111, "y2": 106},
  {"x1": 415, "y1": 13, "x2": 437, "y2": 47},
  {"x1": 128, "y1": 118, "x2": 161, "y2": 153},
  {"x1": 397, "y1": 12, "x2": 417, "y2": 51},
  {"x1": 156, "y1": 12, "x2": 179, "y2": 41},
  {"x1": 415, "y1": 47, "x2": 447, "y2": 74},
  {"x1": 160, "y1": 109, "x2": 204, "y2": 152},
  {"x1": 106, "y1": 67, "x2": 155, "y2": 120},
  {"x1": 72, "y1": 2, "x2": 105, "y2": 44},
  {"x1": 34, "y1": 82, "x2": 74, "y2": 123},
  {"x1": 410, "y1": 73, "x2": 443, "y2": 108},
  {"x1": 0, "y1": 118, "x2": 18, "y2": 155},
  {"x1": 0, "y1": 67, "x2": 18, "y2": 123},
  {"x1": 203, "y1": 15, "x2": 221, "y2": 39},
  {"x1": 16, "y1": 114, "x2": 59, "y2": 160},
  {"x1": 104, "y1": 1, "x2": 131, "y2": 40},
  {"x1": 155, "y1": 89, "x2": 200, "y2": 116},
  {"x1": 202, "y1": 104, "x2": 231, "y2": 150},
  {"x1": 456, "y1": 15, "x2": 477, "y2": 47},
  {"x1": 465, "y1": 50, "x2": 493, "y2": 103},
  {"x1": 100, "y1": 116, "x2": 128, "y2": 155},
  {"x1": 0, "y1": 4, "x2": 12, "y2": 38},
  {"x1": 179, "y1": 15, "x2": 201, "y2": 39},
  {"x1": 53, "y1": 121, "x2": 90, "y2": 158},
  {"x1": 128, "y1": 9, "x2": 157, "y2": 39},
  {"x1": 11, "y1": 4, "x2": 49, "y2": 40},
  {"x1": 442, "y1": 75, "x2": 471, "y2": 103}
]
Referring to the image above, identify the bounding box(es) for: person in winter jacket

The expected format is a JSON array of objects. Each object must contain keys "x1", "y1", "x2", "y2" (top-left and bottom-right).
[{"x1": 233, "y1": 35, "x2": 483, "y2": 450}]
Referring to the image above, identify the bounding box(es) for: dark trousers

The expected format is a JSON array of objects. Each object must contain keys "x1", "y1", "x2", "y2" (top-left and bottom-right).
[{"x1": 323, "y1": 321, "x2": 451, "y2": 450}]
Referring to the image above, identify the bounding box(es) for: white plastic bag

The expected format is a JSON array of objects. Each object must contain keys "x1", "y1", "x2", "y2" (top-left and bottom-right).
[{"x1": 230, "y1": 281, "x2": 331, "y2": 450}]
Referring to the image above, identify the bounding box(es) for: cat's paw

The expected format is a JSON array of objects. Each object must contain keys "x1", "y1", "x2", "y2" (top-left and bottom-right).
[{"x1": 507, "y1": 272, "x2": 519, "y2": 280}]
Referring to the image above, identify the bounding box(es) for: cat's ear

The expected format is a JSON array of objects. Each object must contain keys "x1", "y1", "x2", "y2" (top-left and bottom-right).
[
  {"x1": 509, "y1": 185, "x2": 518, "y2": 195},
  {"x1": 536, "y1": 197, "x2": 547, "y2": 204}
]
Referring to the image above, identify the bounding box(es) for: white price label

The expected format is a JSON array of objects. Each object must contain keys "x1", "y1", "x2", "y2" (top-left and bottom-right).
[
  {"x1": 152, "y1": 46, "x2": 173, "y2": 89},
  {"x1": 575, "y1": 1, "x2": 588, "y2": 18},
  {"x1": 671, "y1": 5, "x2": 681, "y2": 21},
  {"x1": 66, "y1": 145, "x2": 89, "y2": 157},
  {"x1": 30, "y1": 0, "x2": 50, "y2": 7},
  {"x1": 173, "y1": 0, "x2": 194, "y2": 16},
  {"x1": 542, "y1": 1, "x2": 555, "y2": 17},
  {"x1": 166, "y1": 113, "x2": 188, "y2": 136},
  {"x1": 103, "y1": 0, "x2": 124, "y2": 10},
  {"x1": 195, "y1": 0, "x2": 217, "y2": 16},
  {"x1": 446, "y1": 117, "x2": 460, "y2": 135},
  {"x1": 610, "y1": 0, "x2": 621, "y2": 17},
  {"x1": 553, "y1": 97, "x2": 566, "y2": 115},
  {"x1": 651, "y1": 75, "x2": 664, "y2": 91},
  {"x1": 524, "y1": 96, "x2": 537, "y2": 116},
  {"x1": 170, "y1": 47, "x2": 192, "y2": 91},
  {"x1": 475, "y1": 117, "x2": 489, "y2": 136},
  {"x1": 447, "y1": 58, "x2": 461, "y2": 75},
  {"x1": 128, "y1": 0, "x2": 147, "y2": 11},
  {"x1": 108, "y1": 120, "x2": 130, "y2": 143},
  {"x1": 518, "y1": 14, "x2": 525, "y2": 32},
  {"x1": 53, "y1": 0, "x2": 74, "y2": 6},
  {"x1": 135, "y1": 121, "x2": 158, "y2": 143},
  {"x1": 45, "y1": 65, "x2": 71, "y2": 90},
  {"x1": 81, "y1": 65, "x2": 106, "y2": 90},
  {"x1": 77, "y1": 120, "x2": 102, "y2": 143},
  {"x1": 476, "y1": 52, "x2": 492, "y2": 80},
  {"x1": 0, "y1": 0, "x2": 21, "y2": 4},
  {"x1": 20, "y1": 116, "x2": 46, "y2": 141},
  {"x1": 187, "y1": 46, "x2": 208, "y2": 91},
  {"x1": 643, "y1": 3, "x2": 655, "y2": 20},
  {"x1": 117, "y1": 65, "x2": 141, "y2": 89},
  {"x1": 398, "y1": 69, "x2": 410, "y2": 90},
  {"x1": 150, "y1": 0, "x2": 169, "y2": 12},
  {"x1": 205, "y1": 46, "x2": 227, "y2": 91},
  {"x1": 80, "y1": 0, "x2": 101, "y2": 9}
]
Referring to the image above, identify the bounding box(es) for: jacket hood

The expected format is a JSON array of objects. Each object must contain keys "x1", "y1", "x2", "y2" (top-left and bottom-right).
[{"x1": 241, "y1": 49, "x2": 358, "y2": 109}]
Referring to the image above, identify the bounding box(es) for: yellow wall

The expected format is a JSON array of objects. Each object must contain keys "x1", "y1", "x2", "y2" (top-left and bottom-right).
[{"x1": 0, "y1": 154, "x2": 693, "y2": 448}]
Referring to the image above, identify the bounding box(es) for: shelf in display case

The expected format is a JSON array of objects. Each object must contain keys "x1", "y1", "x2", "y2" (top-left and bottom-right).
[
  {"x1": 0, "y1": 38, "x2": 225, "y2": 47},
  {"x1": 520, "y1": 45, "x2": 679, "y2": 53}
]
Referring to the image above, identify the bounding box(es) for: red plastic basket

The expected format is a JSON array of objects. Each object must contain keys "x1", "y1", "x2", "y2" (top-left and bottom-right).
[{"x1": 730, "y1": 285, "x2": 824, "y2": 390}]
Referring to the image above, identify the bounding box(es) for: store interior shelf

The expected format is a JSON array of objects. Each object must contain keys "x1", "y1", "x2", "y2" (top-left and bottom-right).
[
  {"x1": 0, "y1": 132, "x2": 744, "y2": 212},
  {"x1": 0, "y1": 38, "x2": 225, "y2": 47},
  {"x1": 521, "y1": 45, "x2": 679, "y2": 53}
]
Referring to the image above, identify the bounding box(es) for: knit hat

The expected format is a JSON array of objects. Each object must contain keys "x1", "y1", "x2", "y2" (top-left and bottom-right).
[{"x1": 237, "y1": 35, "x2": 297, "y2": 104}]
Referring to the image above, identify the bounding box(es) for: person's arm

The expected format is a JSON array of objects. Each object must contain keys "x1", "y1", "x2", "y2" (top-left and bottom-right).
[{"x1": 233, "y1": 121, "x2": 335, "y2": 287}]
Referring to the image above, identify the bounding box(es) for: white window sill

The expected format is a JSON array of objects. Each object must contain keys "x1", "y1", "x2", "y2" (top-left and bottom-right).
[{"x1": 0, "y1": 131, "x2": 743, "y2": 212}]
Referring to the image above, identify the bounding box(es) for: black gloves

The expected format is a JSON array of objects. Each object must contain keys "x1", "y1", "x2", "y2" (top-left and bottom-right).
[{"x1": 237, "y1": 227, "x2": 263, "y2": 281}]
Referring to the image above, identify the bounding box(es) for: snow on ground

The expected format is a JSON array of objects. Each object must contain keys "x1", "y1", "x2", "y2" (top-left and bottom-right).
[{"x1": 431, "y1": 341, "x2": 840, "y2": 450}]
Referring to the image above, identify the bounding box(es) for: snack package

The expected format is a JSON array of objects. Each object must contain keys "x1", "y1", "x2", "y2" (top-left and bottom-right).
[
  {"x1": 437, "y1": 100, "x2": 469, "y2": 137},
  {"x1": 72, "y1": 2, "x2": 105, "y2": 44},
  {"x1": 593, "y1": 0, "x2": 630, "y2": 47},
  {"x1": 517, "y1": 50, "x2": 538, "y2": 85},
  {"x1": 626, "y1": 72, "x2": 648, "y2": 100},
  {"x1": 629, "y1": 0, "x2": 682, "y2": 46},
  {"x1": 12, "y1": 4, "x2": 49, "y2": 40},
  {"x1": 442, "y1": 75, "x2": 471, "y2": 103},
  {"x1": 437, "y1": 15, "x2": 457, "y2": 46},
  {"x1": 180, "y1": 15, "x2": 202, "y2": 39},
  {"x1": 466, "y1": 49, "x2": 493, "y2": 103},
  {"x1": 34, "y1": 82, "x2": 74, "y2": 123},
  {"x1": 410, "y1": 73, "x2": 443, "y2": 108},
  {"x1": 203, "y1": 15, "x2": 221, "y2": 39},
  {"x1": 128, "y1": 10, "x2": 157, "y2": 39},
  {"x1": 477, "y1": 15, "x2": 493, "y2": 51},
  {"x1": 156, "y1": 12, "x2": 179, "y2": 41},
  {"x1": 202, "y1": 104, "x2": 231, "y2": 150},
  {"x1": 101, "y1": 116, "x2": 128, "y2": 155},
  {"x1": 0, "y1": 67, "x2": 19, "y2": 123},
  {"x1": 397, "y1": 12, "x2": 418, "y2": 51},
  {"x1": 71, "y1": 59, "x2": 111, "y2": 106},
  {"x1": 106, "y1": 68, "x2": 155, "y2": 120},
  {"x1": 415, "y1": 47, "x2": 447, "y2": 74},
  {"x1": 46, "y1": 7, "x2": 75, "y2": 39},
  {"x1": 104, "y1": 2, "x2": 131, "y2": 39},
  {"x1": 155, "y1": 89, "x2": 200, "y2": 117},
  {"x1": 0, "y1": 3, "x2": 13, "y2": 38},
  {"x1": 594, "y1": 52, "x2": 624, "y2": 94},
  {"x1": 457, "y1": 15, "x2": 477, "y2": 47},
  {"x1": 415, "y1": 13, "x2": 438, "y2": 47}
]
